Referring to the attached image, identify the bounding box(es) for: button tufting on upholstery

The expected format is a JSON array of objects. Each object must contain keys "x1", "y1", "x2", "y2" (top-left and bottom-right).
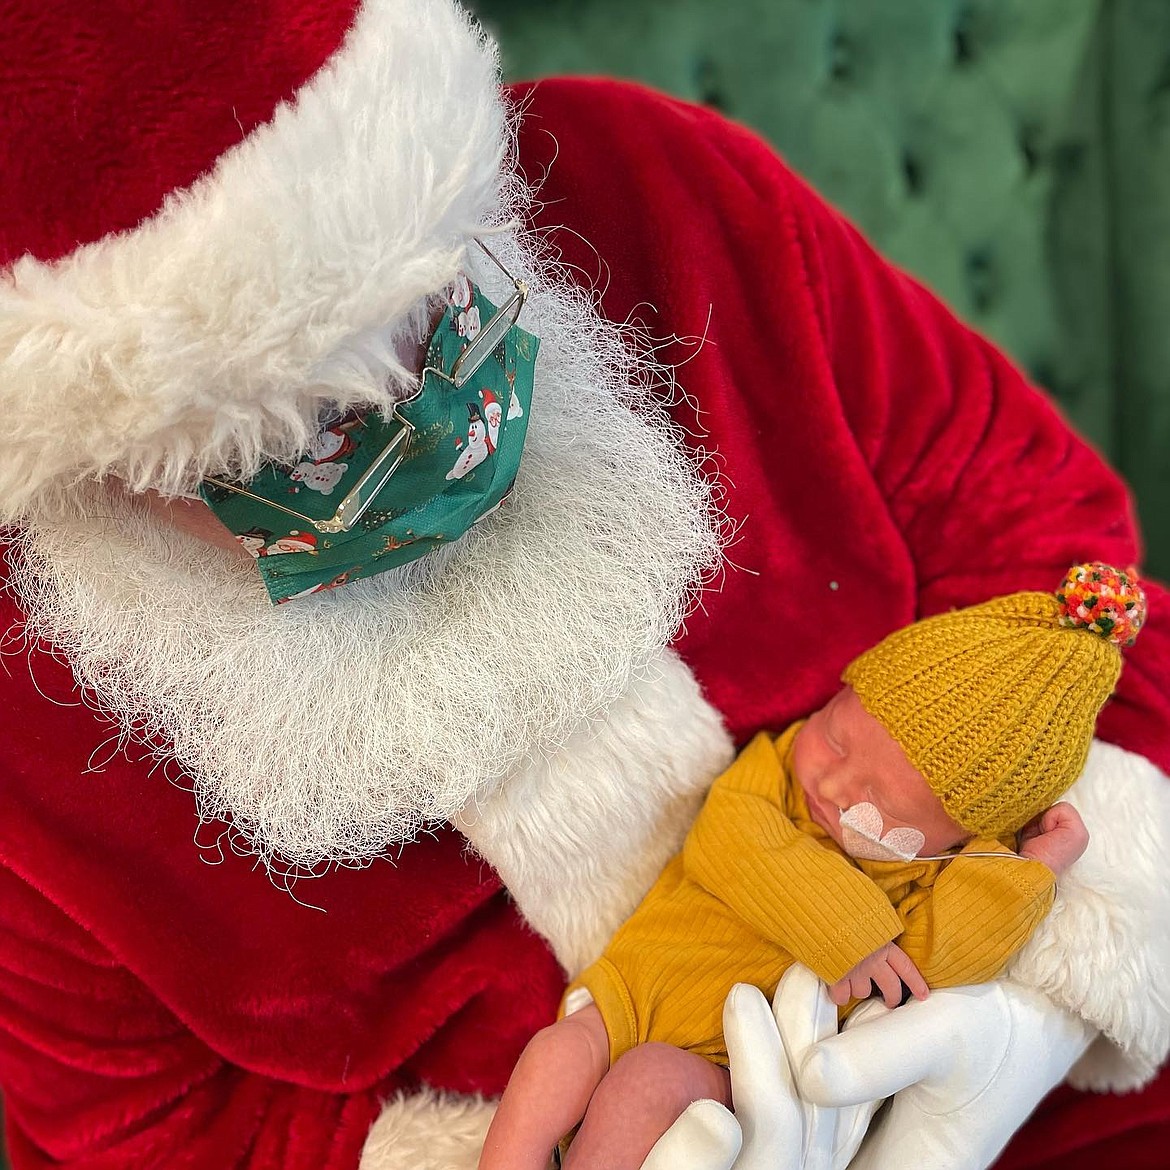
[
  {"x1": 901, "y1": 151, "x2": 925, "y2": 197},
  {"x1": 953, "y1": 9, "x2": 976, "y2": 67},
  {"x1": 694, "y1": 55, "x2": 727, "y2": 113},
  {"x1": 827, "y1": 30, "x2": 852, "y2": 83},
  {"x1": 1031, "y1": 360, "x2": 1076, "y2": 408},
  {"x1": 964, "y1": 246, "x2": 996, "y2": 315},
  {"x1": 1018, "y1": 124, "x2": 1042, "y2": 177}
]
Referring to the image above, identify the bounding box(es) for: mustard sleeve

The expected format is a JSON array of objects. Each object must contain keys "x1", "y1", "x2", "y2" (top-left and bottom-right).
[
  {"x1": 896, "y1": 840, "x2": 1056, "y2": 988},
  {"x1": 682, "y1": 734, "x2": 903, "y2": 984}
]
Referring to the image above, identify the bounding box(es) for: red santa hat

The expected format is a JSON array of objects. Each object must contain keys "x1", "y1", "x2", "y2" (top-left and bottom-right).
[{"x1": 0, "y1": 0, "x2": 508, "y2": 519}]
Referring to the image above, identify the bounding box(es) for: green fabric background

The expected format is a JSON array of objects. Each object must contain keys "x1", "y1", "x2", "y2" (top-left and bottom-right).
[{"x1": 471, "y1": 0, "x2": 1170, "y2": 579}]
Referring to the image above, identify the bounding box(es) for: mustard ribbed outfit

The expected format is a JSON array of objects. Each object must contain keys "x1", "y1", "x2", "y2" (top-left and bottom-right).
[{"x1": 567, "y1": 724, "x2": 1055, "y2": 1066}]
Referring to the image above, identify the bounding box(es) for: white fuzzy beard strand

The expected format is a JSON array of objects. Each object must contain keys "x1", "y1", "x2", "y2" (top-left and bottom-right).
[{"x1": 9, "y1": 239, "x2": 724, "y2": 875}]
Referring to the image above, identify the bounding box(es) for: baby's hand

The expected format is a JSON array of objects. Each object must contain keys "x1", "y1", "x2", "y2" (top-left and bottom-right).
[
  {"x1": 828, "y1": 942, "x2": 929, "y2": 1009},
  {"x1": 1017, "y1": 801, "x2": 1088, "y2": 876}
]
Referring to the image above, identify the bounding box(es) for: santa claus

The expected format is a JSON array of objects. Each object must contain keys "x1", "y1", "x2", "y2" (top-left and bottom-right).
[{"x1": 0, "y1": 2, "x2": 1167, "y2": 1169}]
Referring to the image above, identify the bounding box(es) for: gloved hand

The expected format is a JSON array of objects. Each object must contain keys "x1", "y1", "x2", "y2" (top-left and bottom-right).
[
  {"x1": 639, "y1": 965, "x2": 1094, "y2": 1170},
  {"x1": 794, "y1": 973, "x2": 1095, "y2": 1170},
  {"x1": 640, "y1": 967, "x2": 878, "y2": 1170}
]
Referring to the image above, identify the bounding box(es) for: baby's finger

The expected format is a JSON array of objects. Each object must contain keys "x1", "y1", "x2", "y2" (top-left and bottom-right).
[
  {"x1": 887, "y1": 949, "x2": 929, "y2": 1001},
  {"x1": 870, "y1": 963, "x2": 904, "y2": 1008},
  {"x1": 1042, "y1": 806, "x2": 1067, "y2": 831}
]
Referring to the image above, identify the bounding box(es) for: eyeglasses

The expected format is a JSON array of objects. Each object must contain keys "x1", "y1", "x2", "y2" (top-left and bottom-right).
[
  {"x1": 428, "y1": 239, "x2": 529, "y2": 389},
  {"x1": 203, "y1": 237, "x2": 528, "y2": 535}
]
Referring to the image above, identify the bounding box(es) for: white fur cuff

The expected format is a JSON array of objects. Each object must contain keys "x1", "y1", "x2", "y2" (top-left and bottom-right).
[
  {"x1": 1007, "y1": 739, "x2": 1170, "y2": 1091},
  {"x1": 359, "y1": 1089, "x2": 495, "y2": 1170}
]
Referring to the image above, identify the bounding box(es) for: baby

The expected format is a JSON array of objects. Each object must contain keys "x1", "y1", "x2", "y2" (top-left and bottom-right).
[{"x1": 478, "y1": 563, "x2": 1146, "y2": 1170}]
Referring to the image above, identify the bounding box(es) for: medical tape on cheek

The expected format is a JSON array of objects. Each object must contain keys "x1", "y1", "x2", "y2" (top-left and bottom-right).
[{"x1": 838, "y1": 802, "x2": 926, "y2": 861}]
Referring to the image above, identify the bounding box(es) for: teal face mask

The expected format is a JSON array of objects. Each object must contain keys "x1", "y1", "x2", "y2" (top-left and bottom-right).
[{"x1": 201, "y1": 252, "x2": 538, "y2": 604}]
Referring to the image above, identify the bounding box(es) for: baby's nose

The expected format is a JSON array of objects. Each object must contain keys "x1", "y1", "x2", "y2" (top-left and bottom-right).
[
  {"x1": 823, "y1": 772, "x2": 870, "y2": 809},
  {"x1": 818, "y1": 773, "x2": 856, "y2": 809}
]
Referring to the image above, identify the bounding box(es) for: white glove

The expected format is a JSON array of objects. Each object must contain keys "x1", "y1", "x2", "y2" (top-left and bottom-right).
[
  {"x1": 795, "y1": 974, "x2": 1095, "y2": 1170},
  {"x1": 640, "y1": 968, "x2": 877, "y2": 1170},
  {"x1": 640, "y1": 965, "x2": 1094, "y2": 1170}
]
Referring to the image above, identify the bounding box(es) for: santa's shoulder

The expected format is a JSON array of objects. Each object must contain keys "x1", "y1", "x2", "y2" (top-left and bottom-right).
[{"x1": 509, "y1": 75, "x2": 810, "y2": 220}]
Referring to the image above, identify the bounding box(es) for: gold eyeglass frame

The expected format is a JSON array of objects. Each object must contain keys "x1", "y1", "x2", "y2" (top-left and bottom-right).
[{"x1": 203, "y1": 237, "x2": 529, "y2": 535}]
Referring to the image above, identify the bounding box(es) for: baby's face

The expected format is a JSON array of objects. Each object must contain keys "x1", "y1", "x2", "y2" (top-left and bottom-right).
[{"x1": 793, "y1": 685, "x2": 969, "y2": 856}]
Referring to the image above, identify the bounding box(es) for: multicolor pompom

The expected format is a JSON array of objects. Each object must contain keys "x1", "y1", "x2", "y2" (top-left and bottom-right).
[{"x1": 1056, "y1": 562, "x2": 1147, "y2": 647}]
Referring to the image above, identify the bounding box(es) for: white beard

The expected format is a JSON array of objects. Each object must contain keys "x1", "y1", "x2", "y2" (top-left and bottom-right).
[{"x1": 9, "y1": 239, "x2": 723, "y2": 874}]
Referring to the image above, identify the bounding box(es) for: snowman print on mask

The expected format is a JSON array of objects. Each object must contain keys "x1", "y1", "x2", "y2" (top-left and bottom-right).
[{"x1": 289, "y1": 460, "x2": 349, "y2": 495}]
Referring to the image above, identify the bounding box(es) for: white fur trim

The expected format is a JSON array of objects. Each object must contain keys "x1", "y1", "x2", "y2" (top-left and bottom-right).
[
  {"x1": 1007, "y1": 739, "x2": 1170, "y2": 1091},
  {"x1": 359, "y1": 1088, "x2": 499, "y2": 1170},
  {"x1": 455, "y1": 648, "x2": 734, "y2": 977},
  {"x1": 0, "y1": 0, "x2": 506, "y2": 517}
]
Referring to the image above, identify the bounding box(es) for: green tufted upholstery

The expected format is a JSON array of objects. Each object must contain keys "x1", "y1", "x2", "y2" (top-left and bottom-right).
[{"x1": 471, "y1": 0, "x2": 1170, "y2": 578}]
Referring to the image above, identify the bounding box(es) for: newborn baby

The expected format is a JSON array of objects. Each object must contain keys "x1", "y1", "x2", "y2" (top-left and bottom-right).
[{"x1": 479, "y1": 563, "x2": 1146, "y2": 1170}]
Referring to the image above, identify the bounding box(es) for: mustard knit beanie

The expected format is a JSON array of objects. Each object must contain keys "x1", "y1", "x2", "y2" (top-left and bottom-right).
[{"x1": 841, "y1": 563, "x2": 1147, "y2": 838}]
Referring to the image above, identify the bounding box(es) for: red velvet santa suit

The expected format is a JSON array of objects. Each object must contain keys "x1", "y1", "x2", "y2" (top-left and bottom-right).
[{"x1": 2, "y1": 38, "x2": 1170, "y2": 1170}]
